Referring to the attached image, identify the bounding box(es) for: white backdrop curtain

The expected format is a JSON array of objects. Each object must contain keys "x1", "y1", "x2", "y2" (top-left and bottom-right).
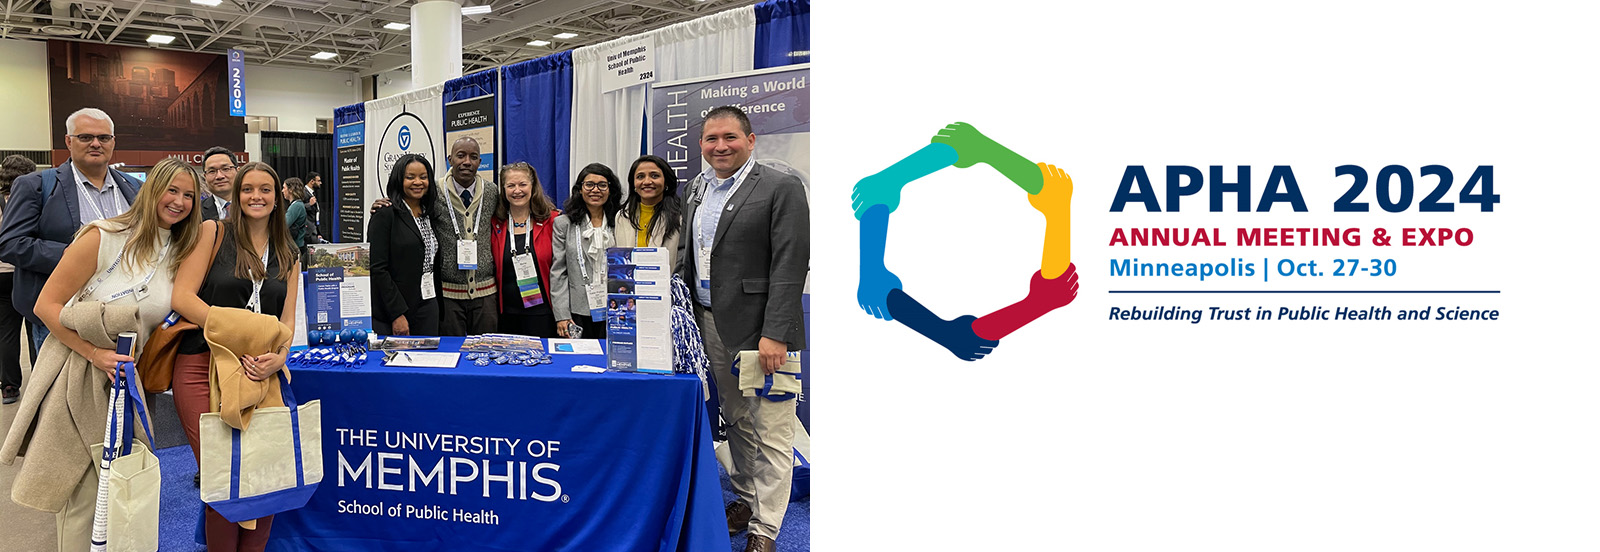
[{"x1": 569, "y1": 6, "x2": 755, "y2": 194}]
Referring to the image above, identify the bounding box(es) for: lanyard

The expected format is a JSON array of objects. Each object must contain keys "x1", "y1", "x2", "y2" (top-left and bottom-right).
[
  {"x1": 574, "y1": 219, "x2": 608, "y2": 284},
  {"x1": 74, "y1": 175, "x2": 124, "y2": 221},
  {"x1": 695, "y1": 160, "x2": 755, "y2": 250},
  {"x1": 446, "y1": 182, "x2": 483, "y2": 239},
  {"x1": 414, "y1": 213, "x2": 435, "y2": 272},
  {"x1": 247, "y1": 245, "x2": 270, "y2": 313},
  {"x1": 80, "y1": 240, "x2": 170, "y2": 302}
]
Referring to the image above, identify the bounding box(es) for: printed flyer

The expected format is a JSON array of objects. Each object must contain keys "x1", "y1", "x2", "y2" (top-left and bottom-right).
[
  {"x1": 304, "y1": 243, "x2": 373, "y2": 336},
  {"x1": 605, "y1": 247, "x2": 672, "y2": 374}
]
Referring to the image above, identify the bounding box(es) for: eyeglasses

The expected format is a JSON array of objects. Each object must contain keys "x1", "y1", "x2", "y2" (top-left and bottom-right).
[
  {"x1": 581, "y1": 181, "x2": 608, "y2": 191},
  {"x1": 204, "y1": 165, "x2": 238, "y2": 177},
  {"x1": 72, "y1": 134, "x2": 115, "y2": 144}
]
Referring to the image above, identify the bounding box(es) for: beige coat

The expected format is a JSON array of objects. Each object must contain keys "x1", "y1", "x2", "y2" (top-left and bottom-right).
[
  {"x1": 1, "y1": 301, "x2": 144, "y2": 513},
  {"x1": 613, "y1": 208, "x2": 681, "y2": 273},
  {"x1": 203, "y1": 305, "x2": 294, "y2": 431}
]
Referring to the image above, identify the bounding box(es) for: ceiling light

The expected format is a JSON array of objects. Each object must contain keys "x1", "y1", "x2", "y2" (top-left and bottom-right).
[
  {"x1": 383, "y1": 22, "x2": 410, "y2": 31},
  {"x1": 527, "y1": 39, "x2": 550, "y2": 47},
  {"x1": 310, "y1": 51, "x2": 338, "y2": 60},
  {"x1": 461, "y1": 5, "x2": 492, "y2": 15},
  {"x1": 553, "y1": 32, "x2": 578, "y2": 39},
  {"x1": 190, "y1": 0, "x2": 223, "y2": 6},
  {"x1": 39, "y1": 25, "x2": 83, "y2": 36},
  {"x1": 147, "y1": 34, "x2": 176, "y2": 45}
]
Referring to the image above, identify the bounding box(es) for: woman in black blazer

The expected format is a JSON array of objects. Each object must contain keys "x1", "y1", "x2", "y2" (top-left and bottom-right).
[{"x1": 369, "y1": 154, "x2": 442, "y2": 335}]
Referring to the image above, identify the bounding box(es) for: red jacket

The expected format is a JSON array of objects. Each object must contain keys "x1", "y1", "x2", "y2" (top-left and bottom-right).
[{"x1": 489, "y1": 210, "x2": 559, "y2": 313}]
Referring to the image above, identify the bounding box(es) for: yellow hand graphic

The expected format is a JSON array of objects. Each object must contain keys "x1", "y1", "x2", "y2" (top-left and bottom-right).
[{"x1": 1028, "y1": 163, "x2": 1073, "y2": 279}]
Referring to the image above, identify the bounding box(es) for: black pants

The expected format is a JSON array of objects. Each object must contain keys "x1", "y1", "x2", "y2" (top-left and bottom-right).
[
  {"x1": 374, "y1": 298, "x2": 440, "y2": 336},
  {"x1": 0, "y1": 272, "x2": 20, "y2": 389},
  {"x1": 499, "y1": 309, "x2": 558, "y2": 338},
  {"x1": 439, "y1": 296, "x2": 499, "y2": 337}
]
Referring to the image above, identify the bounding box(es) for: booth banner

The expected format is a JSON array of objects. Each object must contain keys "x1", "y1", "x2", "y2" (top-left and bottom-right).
[
  {"x1": 600, "y1": 36, "x2": 656, "y2": 94},
  {"x1": 648, "y1": 64, "x2": 809, "y2": 185},
  {"x1": 227, "y1": 49, "x2": 246, "y2": 117},
  {"x1": 336, "y1": 121, "x2": 366, "y2": 242},
  {"x1": 606, "y1": 248, "x2": 672, "y2": 374},
  {"x1": 364, "y1": 85, "x2": 444, "y2": 240},
  {"x1": 444, "y1": 94, "x2": 498, "y2": 184},
  {"x1": 304, "y1": 243, "x2": 373, "y2": 334}
]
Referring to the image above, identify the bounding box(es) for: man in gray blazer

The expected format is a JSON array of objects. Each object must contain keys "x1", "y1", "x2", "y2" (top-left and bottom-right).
[{"x1": 676, "y1": 106, "x2": 808, "y2": 552}]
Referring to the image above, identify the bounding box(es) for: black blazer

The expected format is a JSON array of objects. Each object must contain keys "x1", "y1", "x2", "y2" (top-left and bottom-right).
[
  {"x1": 369, "y1": 203, "x2": 441, "y2": 323},
  {"x1": 0, "y1": 162, "x2": 140, "y2": 326}
]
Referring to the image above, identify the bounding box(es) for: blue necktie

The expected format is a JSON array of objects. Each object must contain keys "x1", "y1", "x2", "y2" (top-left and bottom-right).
[{"x1": 460, "y1": 189, "x2": 473, "y2": 209}]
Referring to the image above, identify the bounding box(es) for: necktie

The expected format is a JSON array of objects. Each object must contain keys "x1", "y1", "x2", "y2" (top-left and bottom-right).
[
  {"x1": 460, "y1": 189, "x2": 473, "y2": 209},
  {"x1": 221, "y1": 200, "x2": 230, "y2": 220}
]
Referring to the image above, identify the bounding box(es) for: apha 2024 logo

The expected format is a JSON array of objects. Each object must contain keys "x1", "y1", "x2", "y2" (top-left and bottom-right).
[{"x1": 851, "y1": 123, "x2": 1078, "y2": 361}]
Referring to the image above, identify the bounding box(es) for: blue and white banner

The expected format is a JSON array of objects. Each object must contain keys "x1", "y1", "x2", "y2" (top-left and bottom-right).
[
  {"x1": 267, "y1": 339, "x2": 726, "y2": 551},
  {"x1": 227, "y1": 49, "x2": 246, "y2": 117},
  {"x1": 648, "y1": 64, "x2": 809, "y2": 186}
]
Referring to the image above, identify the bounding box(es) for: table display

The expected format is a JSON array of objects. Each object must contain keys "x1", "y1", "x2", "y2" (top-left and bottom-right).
[{"x1": 265, "y1": 337, "x2": 725, "y2": 552}]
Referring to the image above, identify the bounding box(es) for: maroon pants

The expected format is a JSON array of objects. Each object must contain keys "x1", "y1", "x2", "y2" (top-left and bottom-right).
[{"x1": 173, "y1": 352, "x2": 274, "y2": 552}]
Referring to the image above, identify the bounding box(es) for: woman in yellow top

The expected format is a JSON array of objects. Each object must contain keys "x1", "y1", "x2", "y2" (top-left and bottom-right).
[{"x1": 613, "y1": 154, "x2": 682, "y2": 270}]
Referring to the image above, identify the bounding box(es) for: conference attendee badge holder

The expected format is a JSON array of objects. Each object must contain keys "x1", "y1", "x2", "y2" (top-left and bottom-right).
[
  {"x1": 79, "y1": 240, "x2": 170, "y2": 304},
  {"x1": 246, "y1": 246, "x2": 269, "y2": 314},
  {"x1": 457, "y1": 240, "x2": 478, "y2": 271},
  {"x1": 513, "y1": 253, "x2": 544, "y2": 307},
  {"x1": 420, "y1": 271, "x2": 436, "y2": 300},
  {"x1": 586, "y1": 279, "x2": 606, "y2": 322},
  {"x1": 698, "y1": 247, "x2": 712, "y2": 290}
]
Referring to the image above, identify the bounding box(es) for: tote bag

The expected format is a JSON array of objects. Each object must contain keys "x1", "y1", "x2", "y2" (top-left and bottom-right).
[
  {"x1": 92, "y1": 340, "x2": 161, "y2": 552},
  {"x1": 199, "y1": 370, "x2": 323, "y2": 522}
]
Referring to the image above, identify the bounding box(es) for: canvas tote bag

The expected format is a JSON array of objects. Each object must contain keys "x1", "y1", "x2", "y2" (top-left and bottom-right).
[{"x1": 199, "y1": 370, "x2": 323, "y2": 522}]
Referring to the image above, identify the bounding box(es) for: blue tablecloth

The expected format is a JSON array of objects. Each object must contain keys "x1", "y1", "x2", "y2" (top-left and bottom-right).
[{"x1": 265, "y1": 338, "x2": 727, "y2": 552}]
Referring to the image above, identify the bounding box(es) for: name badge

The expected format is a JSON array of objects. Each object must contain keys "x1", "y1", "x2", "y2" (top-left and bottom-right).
[
  {"x1": 698, "y1": 246, "x2": 712, "y2": 290},
  {"x1": 421, "y1": 272, "x2": 436, "y2": 300},
  {"x1": 586, "y1": 280, "x2": 607, "y2": 322},
  {"x1": 457, "y1": 239, "x2": 478, "y2": 270},
  {"x1": 512, "y1": 253, "x2": 544, "y2": 307}
]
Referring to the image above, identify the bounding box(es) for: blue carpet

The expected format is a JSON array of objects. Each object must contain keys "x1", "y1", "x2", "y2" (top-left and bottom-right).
[{"x1": 155, "y1": 445, "x2": 810, "y2": 551}]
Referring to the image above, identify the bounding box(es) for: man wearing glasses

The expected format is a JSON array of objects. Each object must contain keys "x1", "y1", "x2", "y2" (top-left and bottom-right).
[
  {"x1": 199, "y1": 146, "x2": 240, "y2": 221},
  {"x1": 0, "y1": 107, "x2": 140, "y2": 351}
]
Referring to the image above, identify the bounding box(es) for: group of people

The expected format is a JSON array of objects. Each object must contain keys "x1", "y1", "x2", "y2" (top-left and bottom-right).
[
  {"x1": 0, "y1": 107, "x2": 306, "y2": 551},
  {"x1": 0, "y1": 103, "x2": 808, "y2": 552}
]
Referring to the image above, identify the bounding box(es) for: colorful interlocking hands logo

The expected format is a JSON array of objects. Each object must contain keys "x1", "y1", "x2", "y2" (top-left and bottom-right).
[{"x1": 852, "y1": 123, "x2": 1079, "y2": 361}]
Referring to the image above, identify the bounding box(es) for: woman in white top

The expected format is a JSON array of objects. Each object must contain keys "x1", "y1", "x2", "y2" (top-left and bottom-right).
[
  {"x1": 27, "y1": 157, "x2": 202, "y2": 550},
  {"x1": 551, "y1": 163, "x2": 622, "y2": 339}
]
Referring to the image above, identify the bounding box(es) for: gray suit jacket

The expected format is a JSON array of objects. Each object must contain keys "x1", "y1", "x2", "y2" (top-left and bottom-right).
[
  {"x1": 549, "y1": 215, "x2": 611, "y2": 320},
  {"x1": 676, "y1": 162, "x2": 809, "y2": 351}
]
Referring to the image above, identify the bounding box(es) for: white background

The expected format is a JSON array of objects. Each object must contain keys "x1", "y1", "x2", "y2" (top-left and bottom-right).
[{"x1": 812, "y1": 1, "x2": 1600, "y2": 550}]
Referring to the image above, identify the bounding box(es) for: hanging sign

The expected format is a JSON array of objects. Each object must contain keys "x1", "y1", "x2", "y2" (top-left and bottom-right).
[
  {"x1": 227, "y1": 49, "x2": 247, "y2": 117},
  {"x1": 600, "y1": 37, "x2": 655, "y2": 94}
]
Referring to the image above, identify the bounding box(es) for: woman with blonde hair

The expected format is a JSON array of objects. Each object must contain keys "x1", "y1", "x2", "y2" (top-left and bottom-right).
[
  {"x1": 1, "y1": 157, "x2": 203, "y2": 551},
  {"x1": 490, "y1": 162, "x2": 560, "y2": 336}
]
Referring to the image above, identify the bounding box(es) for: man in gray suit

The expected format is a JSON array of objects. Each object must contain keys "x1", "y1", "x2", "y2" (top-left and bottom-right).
[{"x1": 677, "y1": 106, "x2": 809, "y2": 552}]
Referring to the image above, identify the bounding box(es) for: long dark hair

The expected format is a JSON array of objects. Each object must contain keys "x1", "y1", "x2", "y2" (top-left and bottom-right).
[
  {"x1": 228, "y1": 162, "x2": 298, "y2": 281},
  {"x1": 494, "y1": 162, "x2": 555, "y2": 222},
  {"x1": 622, "y1": 155, "x2": 681, "y2": 242},
  {"x1": 563, "y1": 163, "x2": 621, "y2": 227},
  {"x1": 386, "y1": 154, "x2": 437, "y2": 217}
]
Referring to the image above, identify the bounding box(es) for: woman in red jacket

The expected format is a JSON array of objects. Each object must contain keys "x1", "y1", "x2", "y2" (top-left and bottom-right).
[{"x1": 490, "y1": 162, "x2": 560, "y2": 337}]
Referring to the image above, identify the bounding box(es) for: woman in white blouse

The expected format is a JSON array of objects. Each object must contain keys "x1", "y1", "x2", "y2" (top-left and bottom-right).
[
  {"x1": 23, "y1": 157, "x2": 202, "y2": 549},
  {"x1": 551, "y1": 163, "x2": 621, "y2": 339}
]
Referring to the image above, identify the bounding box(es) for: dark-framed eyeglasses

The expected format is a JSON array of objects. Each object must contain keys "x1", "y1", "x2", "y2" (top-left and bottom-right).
[
  {"x1": 204, "y1": 165, "x2": 239, "y2": 177},
  {"x1": 72, "y1": 134, "x2": 115, "y2": 144},
  {"x1": 581, "y1": 181, "x2": 608, "y2": 191}
]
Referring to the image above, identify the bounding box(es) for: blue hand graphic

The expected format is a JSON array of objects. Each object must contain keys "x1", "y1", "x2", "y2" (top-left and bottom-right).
[
  {"x1": 857, "y1": 204, "x2": 899, "y2": 320},
  {"x1": 886, "y1": 289, "x2": 999, "y2": 361},
  {"x1": 851, "y1": 143, "x2": 959, "y2": 219}
]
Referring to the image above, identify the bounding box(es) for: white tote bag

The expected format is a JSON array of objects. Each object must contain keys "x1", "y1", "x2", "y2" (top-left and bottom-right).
[
  {"x1": 199, "y1": 370, "x2": 323, "y2": 522},
  {"x1": 91, "y1": 332, "x2": 161, "y2": 552}
]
